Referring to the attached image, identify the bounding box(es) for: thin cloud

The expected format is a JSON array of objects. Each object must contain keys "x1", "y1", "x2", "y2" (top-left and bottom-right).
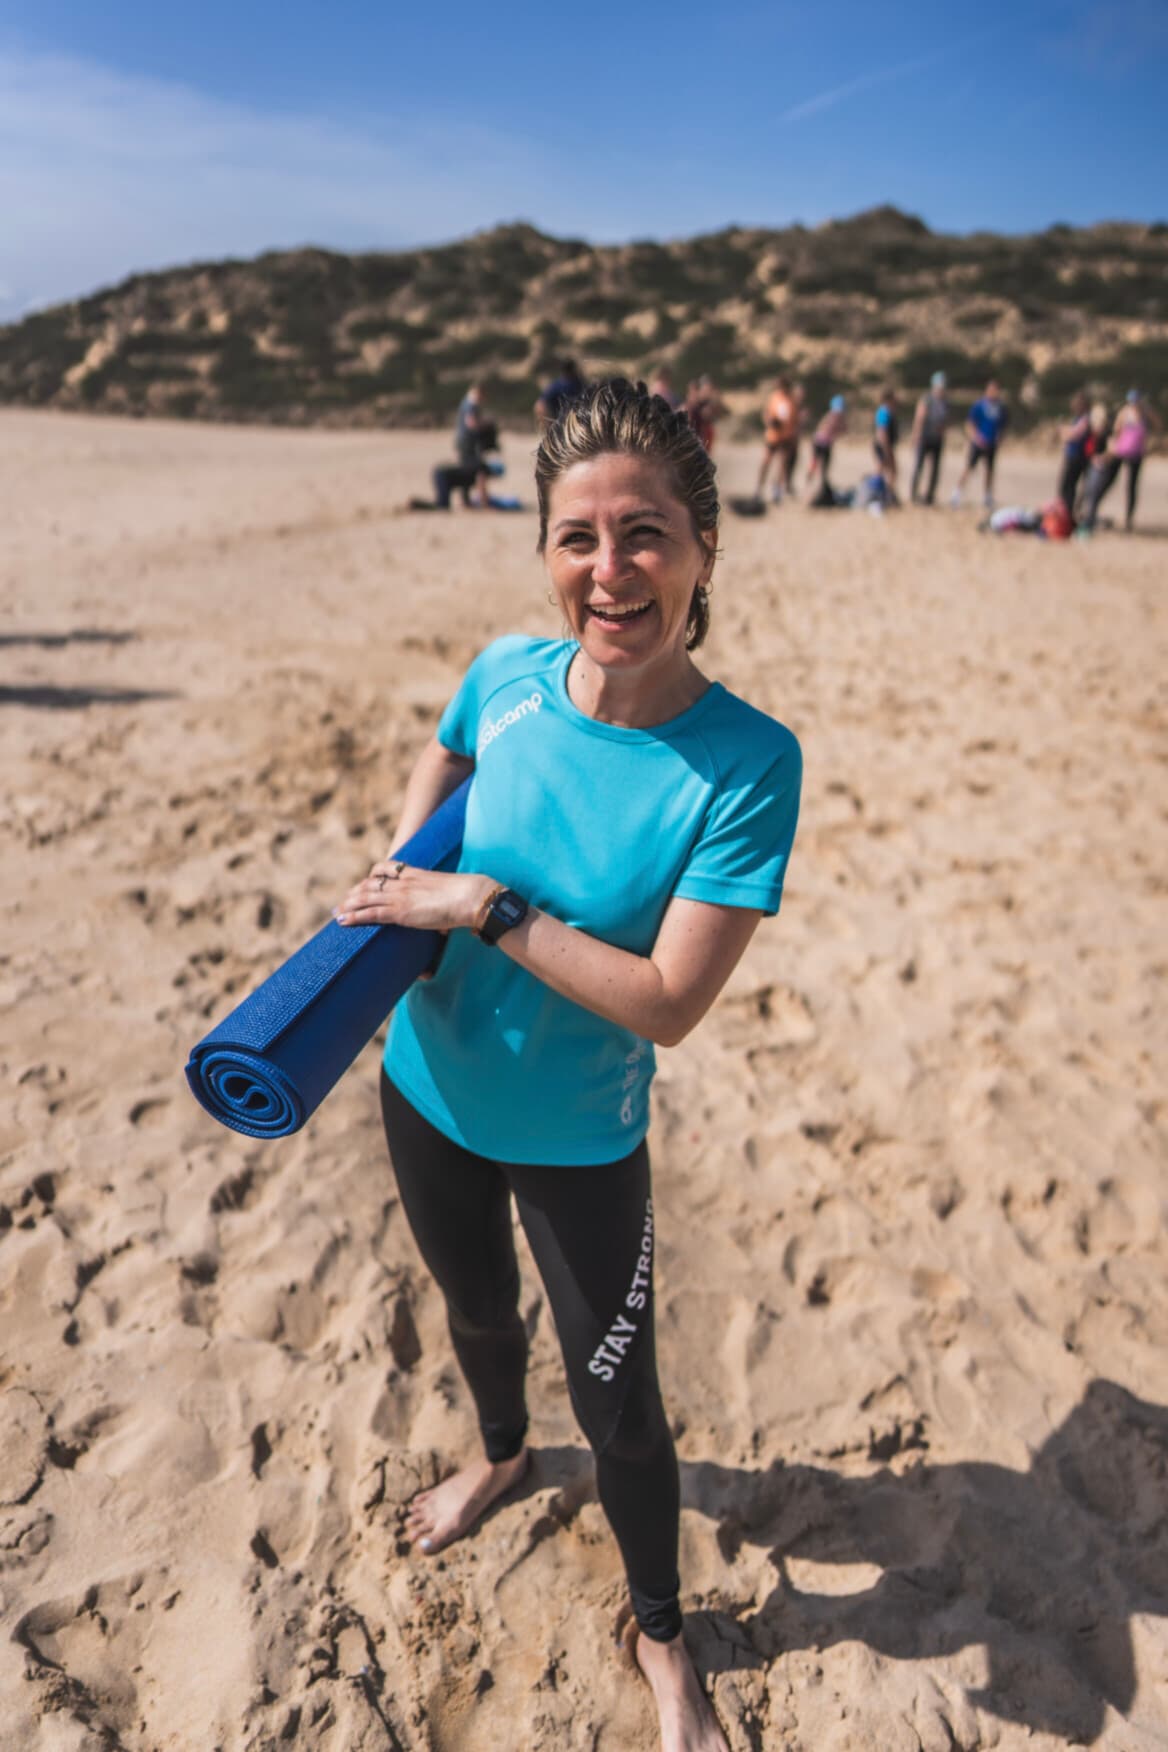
[
  {"x1": 781, "y1": 45, "x2": 962, "y2": 124},
  {"x1": 0, "y1": 47, "x2": 567, "y2": 317}
]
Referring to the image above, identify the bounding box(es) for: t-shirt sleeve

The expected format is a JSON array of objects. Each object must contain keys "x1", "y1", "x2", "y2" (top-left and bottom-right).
[
  {"x1": 436, "y1": 635, "x2": 544, "y2": 758},
  {"x1": 437, "y1": 648, "x2": 493, "y2": 758},
  {"x1": 674, "y1": 736, "x2": 802, "y2": 915}
]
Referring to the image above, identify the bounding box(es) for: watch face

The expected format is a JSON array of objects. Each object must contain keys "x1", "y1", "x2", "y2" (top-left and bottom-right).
[{"x1": 496, "y1": 893, "x2": 525, "y2": 925}]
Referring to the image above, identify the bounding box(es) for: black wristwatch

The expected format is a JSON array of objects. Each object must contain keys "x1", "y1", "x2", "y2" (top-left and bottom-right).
[{"x1": 474, "y1": 885, "x2": 528, "y2": 946}]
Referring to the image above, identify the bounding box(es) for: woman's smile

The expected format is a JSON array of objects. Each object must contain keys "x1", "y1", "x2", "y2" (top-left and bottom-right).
[{"x1": 586, "y1": 597, "x2": 655, "y2": 628}]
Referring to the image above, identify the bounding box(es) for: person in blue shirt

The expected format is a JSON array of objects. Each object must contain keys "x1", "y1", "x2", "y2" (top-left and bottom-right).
[
  {"x1": 337, "y1": 378, "x2": 801, "y2": 1751},
  {"x1": 951, "y1": 378, "x2": 1009, "y2": 508},
  {"x1": 535, "y1": 356, "x2": 586, "y2": 426},
  {"x1": 872, "y1": 386, "x2": 900, "y2": 502}
]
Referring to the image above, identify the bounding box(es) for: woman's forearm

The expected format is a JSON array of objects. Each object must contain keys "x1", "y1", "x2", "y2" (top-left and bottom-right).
[
  {"x1": 391, "y1": 736, "x2": 474, "y2": 848},
  {"x1": 500, "y1": 908, "x2": 675, "y2": 1042},
  {"x1": 495, "y1": 897, "x2": 760, "y2": 1050}
]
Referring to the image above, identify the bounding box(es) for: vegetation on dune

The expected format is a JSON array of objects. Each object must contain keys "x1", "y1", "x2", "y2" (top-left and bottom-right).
[{"x1": 0, "y1": 209, "x2": 1163, "y2": 428}]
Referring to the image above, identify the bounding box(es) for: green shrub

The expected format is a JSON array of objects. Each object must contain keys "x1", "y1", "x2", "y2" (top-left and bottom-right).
[
  {"x1": 954, "y1": 304, "x2": 1002, "y2": 331},
  {"x1": 530, "y1": 318, "x2": 566, "y2": 374},
  {"x1": 669, "y1": 323, "x2": 765, "y2": 391},
  {"x1": 565, "y1": 292, "x2": 639, "y2": 326},
  {"x1": 587, "y1": 331, "x2": 651, "y2": 365},
  {"x1": 479, "y1": 373, "x2": 541, "y2": 419},
  {"x1": 211, "y1": 328, "x2": 306, "y2": 408},
  {"x1": 348, "y1": 314, "x2": 439, "y2": 344},
  {"x1": 119, "y1": 328, "x2": 225, "y2": 356},
  {"x1": 432, "y1": 331, "x2": 530, "y2": 370},
  {"x1": 620, "y1": 244, "x2": 707, "y2": 305},
  {"x1": 355, "y1": 255, "x2": 417, "y2": 301}
]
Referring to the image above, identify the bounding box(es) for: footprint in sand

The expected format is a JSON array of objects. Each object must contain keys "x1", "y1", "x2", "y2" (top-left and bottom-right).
[
  {"x1": 128, "y1": 1095, "x2": 170, "y2": 1129},
  {"x1": 0, "y1": 1387, "x2": 49, "y2": 1506}
]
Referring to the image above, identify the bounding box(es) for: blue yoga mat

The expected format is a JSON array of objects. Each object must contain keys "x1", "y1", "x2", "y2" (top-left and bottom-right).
[{"x1": 185, "y1": 779, "x2": 470, "y2": 1139}]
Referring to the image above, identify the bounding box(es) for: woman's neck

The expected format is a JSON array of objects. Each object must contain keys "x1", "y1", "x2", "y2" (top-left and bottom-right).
[{"x1": 567, "y1": 647, "x2": 709, "y2": 729}]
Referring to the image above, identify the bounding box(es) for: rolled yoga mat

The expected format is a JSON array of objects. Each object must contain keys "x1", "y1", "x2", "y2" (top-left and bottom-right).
[{"x1": 185, "y1": 778, "x2": 470, "y2": 1139}]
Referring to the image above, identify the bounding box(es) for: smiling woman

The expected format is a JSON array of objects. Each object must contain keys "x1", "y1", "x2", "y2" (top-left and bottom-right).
[{"x1": 336, "y1": 378, "x2": 802, "y2": 1752}]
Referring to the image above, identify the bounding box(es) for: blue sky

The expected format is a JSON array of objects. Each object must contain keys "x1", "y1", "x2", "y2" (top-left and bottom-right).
[{"x1": 2, "y1": 0, "x2": 1165, "y2": 319}]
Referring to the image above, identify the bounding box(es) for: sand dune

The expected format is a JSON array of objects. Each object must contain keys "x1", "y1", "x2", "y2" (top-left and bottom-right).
[{"x1": 2, "y1": 410, "x2": 1166, "y2": 1750}]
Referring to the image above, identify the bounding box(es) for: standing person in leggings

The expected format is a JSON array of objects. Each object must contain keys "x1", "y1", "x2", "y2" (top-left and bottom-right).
[
  {"x1": 1056, "y1": 391, "x2": 1091, "y2": 517},
  {"x1": 950, "y1": 378, "x2": 1009, "y2": 509},
  {"x1": 1079, "y1": 389, "x2": 1162, "y2": 533},
  {"x1": 910, "y1": 371, "x2": 949, "y2": 505},
  {"x1": 336, "y1": 378, "x2": 802, "y2": 1751}
]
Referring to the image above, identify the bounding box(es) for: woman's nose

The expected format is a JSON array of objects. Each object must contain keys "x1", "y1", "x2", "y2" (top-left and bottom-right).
[{"x1": 591, "y1": 538, "x2": 627, "y2": 583}]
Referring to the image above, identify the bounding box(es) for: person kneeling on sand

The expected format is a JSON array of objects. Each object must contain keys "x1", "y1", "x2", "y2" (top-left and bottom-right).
[
  {"x1": 410, "y1": 384, "x2": 505, "y2": 511},
  {"x1": 337, "y1": 378, "x2": 802, "y2": 1752}
]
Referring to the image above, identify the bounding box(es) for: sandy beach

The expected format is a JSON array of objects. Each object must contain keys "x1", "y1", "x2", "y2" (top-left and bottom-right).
[{"x1": 2, "y1": 407, "x2": 1166, "y2": 1751}]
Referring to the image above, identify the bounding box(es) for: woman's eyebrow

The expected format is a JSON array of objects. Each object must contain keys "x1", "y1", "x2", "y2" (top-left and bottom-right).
[{"x1": 552, "y1": 506, "x2": 670, "y2": 535}]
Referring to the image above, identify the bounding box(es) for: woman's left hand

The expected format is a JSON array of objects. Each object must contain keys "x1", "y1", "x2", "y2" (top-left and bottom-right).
[{"x1": 335, "y1": 862, "x2": 494, "y2": 933}]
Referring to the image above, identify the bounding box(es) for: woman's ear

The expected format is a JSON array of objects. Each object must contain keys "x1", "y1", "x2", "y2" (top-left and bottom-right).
[{"x1": 699, "y1": 528, "x2": 719, "y2": 585}]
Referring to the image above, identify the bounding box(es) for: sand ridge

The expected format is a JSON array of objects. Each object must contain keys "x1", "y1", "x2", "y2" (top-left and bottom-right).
[{"x1": 1, "y1": 410, "x2": 1166, "y2": 1749}]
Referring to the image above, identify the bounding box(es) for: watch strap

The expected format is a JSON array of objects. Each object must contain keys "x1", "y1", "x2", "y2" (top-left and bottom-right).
[
  {"x1": 472, "y1": 883, "x2": 508, "y2": 939},
  {"x1": 475, "y1": 886, "x2": 528, "y2": 946}
]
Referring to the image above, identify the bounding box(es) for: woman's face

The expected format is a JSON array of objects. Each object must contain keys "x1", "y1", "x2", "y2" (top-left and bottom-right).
[{"x1": 544, "y1": 452, "x2": 714, "y2": 675}]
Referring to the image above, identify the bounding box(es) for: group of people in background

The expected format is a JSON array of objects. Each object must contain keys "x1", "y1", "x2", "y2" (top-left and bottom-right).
[
  {"x1": 1057, "y1": 389, "x2": 1161, "y2": 533},
  {"x1": 415, "y1": 358, "x2": 1160, "y2": 536},
  {"x1": 750, "y1": 369, "x2": 1159, "y2": 533}
]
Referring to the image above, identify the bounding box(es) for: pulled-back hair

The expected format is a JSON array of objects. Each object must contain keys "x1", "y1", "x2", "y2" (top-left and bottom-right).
[{"x1": 535, "y1": 377, "x2": 720, "y2": 650}]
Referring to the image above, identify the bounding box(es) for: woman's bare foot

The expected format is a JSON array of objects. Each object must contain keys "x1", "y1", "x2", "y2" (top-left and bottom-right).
[
  {"x1": 626, "y1": 1619, "x2": 729, "y2": 1752},
  {"x1": 405, "y1": 1448, "x2": 529, "y2": 1554}
]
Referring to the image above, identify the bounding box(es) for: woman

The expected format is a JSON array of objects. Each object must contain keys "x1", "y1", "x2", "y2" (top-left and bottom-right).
[
  {"x1": 684, "y1": 374, "x2": 727, "y2": 453},
  {"x1": 755, "y1": 373, "x2": 796, "y2": 501},
  {"x1": 803, "y1": 393, "x2": 847, "y2": 503},
  {"x1": 1079, "y1": 389, "x2": 1161, "y2": 533},
  {"x1": 337, "y1": 379, "x2": 802, "y2": 1751},
  {"x1": 1056, "y1": 390, "x2": 1091, "y2": 517},
  {"x1": 910, "y1": 371, "x2": 948, "y2": 506},
  {"x1": 950, "y1": 378, "x2": 1008, "y2": 510},
  {"x1": 872, "y1": 386, "x2": 900, "y2": 502}
]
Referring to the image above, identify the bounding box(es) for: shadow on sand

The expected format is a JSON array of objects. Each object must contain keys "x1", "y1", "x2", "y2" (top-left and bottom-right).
[
  {"x1": 0, "y1": 684, "x2": 176, "y2": 709},
  {"x1": 0, "y1": 628, "x2": 137, "y2": 650},
  {"x1": 529, "y1": 1379, "x2": 1166, "y2": 1744}
]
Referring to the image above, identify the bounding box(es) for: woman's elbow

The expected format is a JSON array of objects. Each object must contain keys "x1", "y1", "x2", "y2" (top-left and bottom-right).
[{"x1": 647, "y1": 1008, "x2": 702, "y2": 1049}]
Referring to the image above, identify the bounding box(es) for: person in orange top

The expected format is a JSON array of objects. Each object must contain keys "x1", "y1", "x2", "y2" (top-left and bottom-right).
[{"x1": 756, "y1": 374, "x2": 796, "y2": 500}]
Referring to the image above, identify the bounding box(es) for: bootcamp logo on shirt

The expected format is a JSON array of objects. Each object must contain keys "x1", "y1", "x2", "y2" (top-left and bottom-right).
[{"x1": 477, "y1": 690, "x2": 543, "y2": 754}]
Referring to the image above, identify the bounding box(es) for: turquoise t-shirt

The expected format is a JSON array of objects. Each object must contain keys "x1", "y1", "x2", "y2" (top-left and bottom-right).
[{"x1": 384, "y1": 635, "x2": 802, "y2": 1165}]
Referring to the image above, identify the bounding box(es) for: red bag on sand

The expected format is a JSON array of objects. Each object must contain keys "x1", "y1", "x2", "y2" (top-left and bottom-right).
[{"x1": 1041, "y1": 500, "x2": 1073, "y2": 541}]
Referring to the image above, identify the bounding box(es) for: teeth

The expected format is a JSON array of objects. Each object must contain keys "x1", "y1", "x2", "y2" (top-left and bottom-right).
[{"x1": 591, "y1": 601, "x2": 651, "y2": 620}]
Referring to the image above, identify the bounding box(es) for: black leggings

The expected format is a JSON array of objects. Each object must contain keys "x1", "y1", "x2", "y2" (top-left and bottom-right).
[
  {"x1": 1081, "y1": 455, "x2": 1143, "y2": 530},
  {"x1": 379, "y1": 1070, "x2": 682, "y2": 1641},
  {"x1": 1057, "y1": 451, "x2": 1087, "y2": 517},
  {"x1": 911, "y1": 440, "x2": 943, "y2": 504},
  {"x1": 965, "y1": 440, "x2": 997, "y2": 495}
]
